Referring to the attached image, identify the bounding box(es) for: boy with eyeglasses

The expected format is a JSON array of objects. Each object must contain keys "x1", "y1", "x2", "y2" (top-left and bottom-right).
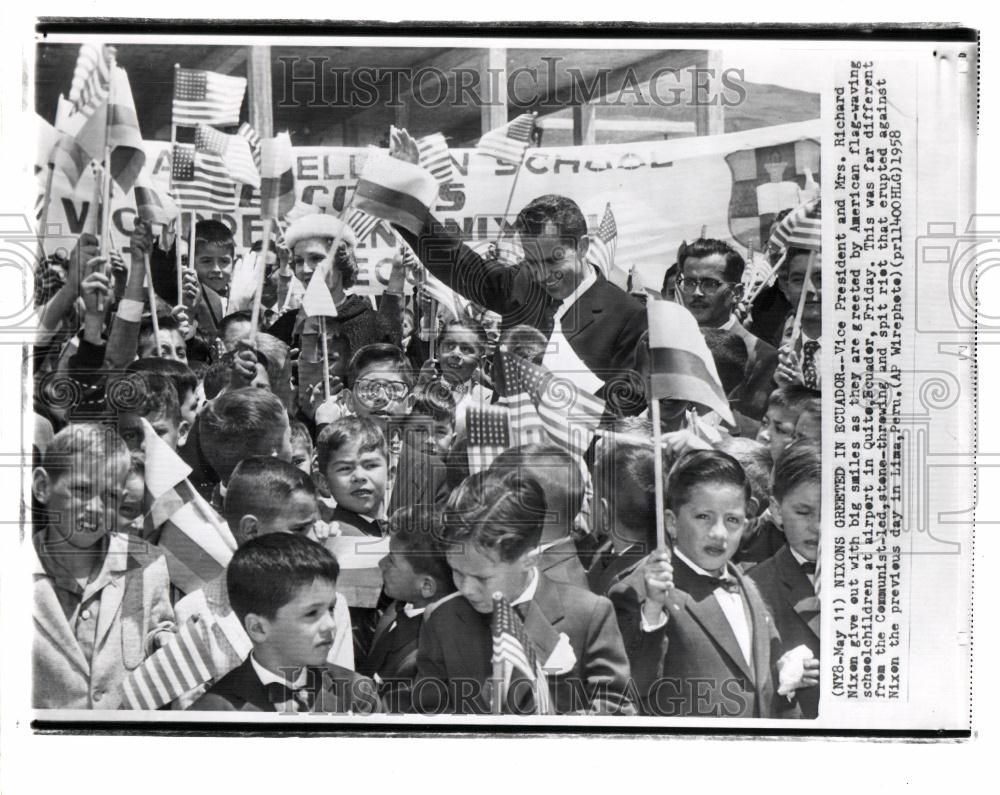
[{"x1": 677, "y1": 238, "x2": 778, "y2": 420}]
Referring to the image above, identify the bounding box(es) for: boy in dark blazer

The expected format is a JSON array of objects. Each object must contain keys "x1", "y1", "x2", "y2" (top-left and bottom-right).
[
  {"x1": 190, "y1": 534, "x2": 379, "y2": 714},
  {"x1": 611, "y1": 450, "x2": 805, "y2": 718},
  {"x1": 747, "y1": 441, "x2": 822, "y2": 717},
  {"x1": 410, "y1": 470, "x2": 635, "y2": 716}
]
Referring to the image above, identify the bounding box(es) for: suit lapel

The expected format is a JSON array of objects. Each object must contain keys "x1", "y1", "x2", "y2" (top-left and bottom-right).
[
  {"x1": 560, "y1": 282, "x2": 602, "y2": 343},
  {"x1": 33, "y1": 575, "x2": 89, "y2": 675},
  {"x1": 732, "y1": 565, "x2": 771, "y2": 704},
  {"x1": 777, "y1": 547, "x2": 821, "y2": 639},
  {"x1": 675, "y1": 561, "x2": 755, "y2": 682},
  {"x1": 365, "y1": 602, "x2": 399, "y2": 674},
  {"x1": 521, "y1": 575, "x2": 565, "y2": 666},
  {"x1": 229, "y1": 658, "x2": 274, "y2": 712}
]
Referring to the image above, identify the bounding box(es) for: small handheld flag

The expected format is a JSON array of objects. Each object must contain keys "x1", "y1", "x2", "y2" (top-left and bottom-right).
[
  {"x1": 353, "y1": 152, "x2": 438, "y2": 235},
  {"x1": 476, "y1": 113, "x2": 536, "y2": 164},
  {"x1": 416, "y1": 132, "x2": 454, "y2": 185},
  {"x1": 172, "y1": 68, "x2": 246, "y2": 127},
  {"x1": 490, "y1": 592, "x2": 552, "y2": 715}
]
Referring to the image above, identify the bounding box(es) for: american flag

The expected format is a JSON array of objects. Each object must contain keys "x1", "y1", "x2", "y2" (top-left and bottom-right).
[
  {"x1": 466, "y1": 404, "x2": 511, "y2": 473},
  {"x1": 476, "y1": 112, "x2": 535, "y2": 164},
  {"x1": 495, "y1": 348, "x2": 604, "y2": 460},
  {"x1": 417, "y1": 132, "x2": 454, "y2": 185},
  {"x1": 588, "y1": 203, "x2": 618, "y2": 279},
  {"x1": 67, "y1": 43, "x2": 114, "y2": 118},
  {"x1": 491, "y1": 592, "x2": 552, "y2": 715},
  {"x1": 172, "y1": 67, "x2": 246, "y2": 127},
  {"x1": 237, "y1": 122, "x2": 261, "y2": 170},
  {"x1": 170, "y1": 132, "x2": 238, "y2": 214},
  {"x1": 768, "y1": 197, "x2": 821, "y2": 252},
  {"x1": 346, "y1": 208, "x2": 383, "y2": 242},
  {"x1": 194, "y1": 124, "x2": 260, "y2": 187},
  {"x1": 137, "y1": 416, "x2": 237, "y2": 593}
]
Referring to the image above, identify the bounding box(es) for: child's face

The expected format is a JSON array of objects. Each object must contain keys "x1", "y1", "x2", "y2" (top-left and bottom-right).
[
  {"x1": 439, "y1": 328, "x2": 482, "y2": 384},
  {"x1": 401, "y1": 311, "x2": 415, "y2": 340},
  {"x1": 794, "y1": 410, "x2": 821, "y2": 445},
  {"x1": 221, "y1": 320, "x2": 253, "y2": 352},
  {"x1": 37, "y1": 453, "x2": 129, "y2": 548},
  {"x1": 116, "y1": 463, "x2": 144, "y2": 531},
  {"x1": 780, "y1": 252, "x2": 823, "y2": 324},
  {"x1": 402, "y1": 415, "x2": 456, "y2": 457},
  {"x1": 773, "y1": 481, "x2": 821, "y2": 562},
  {"x1": 757, "y1": 405, "x2": 798, "y2": 460},
  {"x1": 194, "y1": 241, "x2": 234, "y2": 295},
  {"x1": 140, "y1": 330, "x2": 188, "y2": 363},
  {"x1": 257, "y1": 577, "x2": 338, "y2": 669},
  {"x1": 668, "y1": 482, "x2": 749, "y2": 575},
  {"x1": 179, "y1": 388, "x2": 199, "y2": 429},
  {"x1": 290, "y1": 438, "x2": 313, "y2": 475},
  {"x1": 322, "y1": 438, "x2": 387, "y2": 517},
  {"x1": 446, "y1": 542, "x2": 533, "y2": 614},
  {"x1": 118, "y1": 408, "x2": 184, "y2": 456},
  {"x1": 379, "y1": 537, "x2": 425, "y2": 603},
  {"x1": 259, "y1": 490, "x2": 320, "y2": 537},
  {"x1": 350, "y1": 363, "x2": 411, "y2": 420}
]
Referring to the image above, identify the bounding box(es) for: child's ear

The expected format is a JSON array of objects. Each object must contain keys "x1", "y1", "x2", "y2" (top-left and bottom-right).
[
  {"x1": 598, "y1": 496, "x2": 610, "y2": 533},
  {"x1": 747, "y1": 496, "x2": 760, "y2": 520},
  {"x1": 418, "y1": 575, "x2": 437, "y2": 601},
  {"x1": 769, "y1": 496, "x2": 783, "y2": 528},
  {"x1": 244, "y1": 613, "x2": 268, "y2": 644},
  {"x1": 315, "y1": 472, "x2": 331, "y2": 499},
  {"x1": 32, "y1": 468, "x2": 51, "y2": 505},
  {"x1": 664, "y1": 509, "x2": 678, "y2": 543},
  {"x1": 237, "y1": 515, "x2": 260, "y2": 542},
  {"x1": 177, "y1": 420, "x2": 191, "y2": 448}
]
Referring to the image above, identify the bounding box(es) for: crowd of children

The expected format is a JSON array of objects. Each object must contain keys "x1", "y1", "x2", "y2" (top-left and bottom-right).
[{"x1": 30, "y1": 188, "x2": 824, "y2": 719}]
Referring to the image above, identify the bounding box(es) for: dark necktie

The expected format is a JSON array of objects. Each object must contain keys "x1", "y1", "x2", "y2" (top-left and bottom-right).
[
  {"x1": 800, "y1": 561, "x2": 817, "y2": 576},
  {"x1": 264, "y1": 682, "x2": 313, "y2": 713},
  {"x1": 801, "y1": 340, "x2": 820, "y2": 389},
  {"x1": 540, "y1": 298, "x2": 563, "y2": 340},
  {"x1": 697, "y1": 573, "x2": 741, "y2": 594}
]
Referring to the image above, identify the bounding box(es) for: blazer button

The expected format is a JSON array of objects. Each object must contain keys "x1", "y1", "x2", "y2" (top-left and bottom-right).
[{"x1": 81, "y1": 609, "x2": 92, "y2": 621}]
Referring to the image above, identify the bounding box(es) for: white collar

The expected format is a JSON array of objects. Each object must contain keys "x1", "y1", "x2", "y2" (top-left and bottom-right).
[
  {"x1": 539, "y1": 536, "x2": 572, "y2": 553},
  {"x1": 553, "y1": 268, "x2": 597, "y2": 321},
  {"x1": 402, "y1": 602, "x2": 426, "y2": 618},
  {"x1": 674, "y1": 548, "x2": 733, "y2": 580},
  {"x1": 510, "y1": 566, "x2": 540, "y2": 607},
  {"x1": 788, "y1": 546, "x2": 814, "y2": 568},
  {"x1": 717, "y1": 315, "x2": 738, "y2": 332},
  {"x1": 250, "y1": 652, "x2": 308, "y2": 689}
]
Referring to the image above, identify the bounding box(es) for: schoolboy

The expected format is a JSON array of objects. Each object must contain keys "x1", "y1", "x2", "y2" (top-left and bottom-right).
[
  {"x1": 32, "y1": 423, "x2": 176, "y2": 708},
  {"x1": 756, "y1": 384, "x2": 821, "y2": 462},
  {"x1": 747, "y1": 441, "x2": 822, "y2": 717},
  {"x1": 174, "y1": 457, "x2": 354, "y2": 708},
  {"x1": 114, "y1": 370, "x2": 191, "y2": 457},
  {"x1": 411, "y1": 469, "x2": 634, "y2": 715},
  {"x1": 188, "y1": 219, "x2": 237, "y2": 341},
  {"x1": 363, "y1": 507, "x2": 456, "y2": 709},
  {"x1": 610, "y1": 449, "x2": 793, "y2": 718},
  {"x1": 289, "y1": 420, "x2": 315, "y2": 475},
  {"x1": 315, "y1": 417, "x2": 388, "y2": 536},
  {"x1": 137, "y1": 315, "x2": 189, "y2": 363},
  {"x1": 190, "y1": 533, "x2": 379, "y2": 713},
  {"x1": 127, "y1": 357, "x2": 200, "y2": 429}
]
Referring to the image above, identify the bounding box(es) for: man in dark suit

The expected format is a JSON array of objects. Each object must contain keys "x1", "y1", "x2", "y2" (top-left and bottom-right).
[{"x1": 409, "y1": 468, "x2": 634, "y2": 715}]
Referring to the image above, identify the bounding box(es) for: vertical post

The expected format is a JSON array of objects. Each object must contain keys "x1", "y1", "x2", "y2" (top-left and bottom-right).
[
  {"x1": 144, "y1": 252, "x2": 161, "y2": 355},
  {"x1": 171, "y1": 64, "x2": 183, "y2": 302},
  {"x1": 693, "y1": 50, "x2": 725, "y2": 137},
  {"x1": 481, "y1": 48, "x2": 508, "y2": 135},
  {"x1": 97, "y1": 53, "x2": 118, "y2": 313},
  {"x1": 650, "y1": 397, "x2": 666, "y2": 550},
  {"x1": 247, "y1": 45, "x2": 274, "y2": 139},
  {"x1": 319, "y1": 315, "x2": 331, "y2": 401},
  {"x1": 572, "y1": 102, "x2": 596, "y2": 145}
]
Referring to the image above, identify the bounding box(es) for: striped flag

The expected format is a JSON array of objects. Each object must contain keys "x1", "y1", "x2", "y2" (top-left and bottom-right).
[
  {"x1": 194, "y1": 124, "x2": 260, "y2": 188},
  {"x1": 588, "y1": 203, "x2": 618, "y2": 279},
  {"x1": 768, "y1": 198, "x2": 821, "y2": 252},
  {"x1": 67, "y1": 43, "x2": 114, "y2": 118},
  {"x1": 134, "y1": 169, "x2": 179, "y2": 225},
  {"x1": 646, "y1": 296, "x2": 735, "y2": 425},
  {"x1": 499, "y1": 391, "x2": 547, "y2": 447},
  {"x1": 47, "y1": 99, "x2": 92, "y2": 188},
  {"x1": 416, "y1": 132, "x2": 454, "y2": 185},
  {"x1": 495, "y1": 348, "x2": 604, "y2": 460},
  {"x1": 466, "y1": 404, "x2": 511, "y2": 473},
  {"x1": 140, "y1": 418, "x2": 237, "y2": 594},
  {"x1": 397, "y1": 241, "x2": 466, "y2": 320},
  {"x1": 259, "y1": 132, "x2": 296, "y2": 221},
  {"x1": 118, "y1": 616, "x2": 229, "y2": 710},
  {"x1": 75, "y1": 66, "x2": 146, "y2": 193},
  {"x1": 170, "y1": 130, "x2": 238, "y2": 214},
  {"x1": 476, "y1": 113, "x2": 535, "y2": 164},
  {"x1": 236, "y1": 122, "x2": 261, "y2": 170},
  {"x1": 172, "y1": 68, "x2": 246, "y2": 127},
  {"x1": 491, "y1": 592, "x2": 552, "y2": 715},
  {"x1": 353, "y1": 151, "x2": 438, "y2": 235},
  {"x1": 346, "y1": 208, "x2": 383, "y2": 242}
]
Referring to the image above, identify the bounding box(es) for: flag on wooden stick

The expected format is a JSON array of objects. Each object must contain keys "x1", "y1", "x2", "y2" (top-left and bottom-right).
[
  {"x1": 416, "y1": 132, "x2": 454, "y2": 185},
  {"x1": 172, "y1": 67, "x2": 246, "y2": 127},
  {"x1": 491, "y1": 592, "x2": 552, "y2": 714},
  {"x1": 76, "y1": 65, "x2": 146, "y2": 193},
  {"x1": 67, "y1": 43, "x2": 114, "y2": 118},
  {"x1": 134, "y1": 170, "x2": 179, "y2": 225},
  {"x1": 466, "y1": 404, "x2": 511, "y2": 474},
  {"x1": 353, "y1": 152, "x2": 438, "y2": 235},
  {"x1": 477, "y1": 113, "x2": 536, "y2": 164},
  {"x1": 588, "y1": 203, "x2": 618, "y2": 279}
]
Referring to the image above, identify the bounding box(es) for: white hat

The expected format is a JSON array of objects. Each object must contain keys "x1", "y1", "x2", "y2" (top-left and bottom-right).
[{"x1": 283, "y1": 214, "x2": 357, "y2": 250}]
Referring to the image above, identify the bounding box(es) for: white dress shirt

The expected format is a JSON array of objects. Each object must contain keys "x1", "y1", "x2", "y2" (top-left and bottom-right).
[{"x1": 542, "y1": 269, "x2": 604, "y2": 395}]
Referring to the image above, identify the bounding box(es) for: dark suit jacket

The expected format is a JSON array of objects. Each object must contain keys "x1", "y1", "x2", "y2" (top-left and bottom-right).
[
  {"x1": 747, "y1": 545, "x2": 820, "y2": 718},
  {"x1": 398, "y1": 220, "x2": 647, "y2": 415},
  {"x1": 189, "y1": 657, "x2": 380, "y2": 714},
  {"x1": 728, "y1": 321, "x2": 779, "y2": 421},
  {"x1": 538, "y1": 537, "x2": 588, "y2": 590},
  {"x1": 411, "y1": 574, "x2": 635, "y2": 715},
  {"x1": 610, "y1": 556, "x2": 791, "y2": 718},
  {"x1": 360, "y1": 601, "x2": 423, "y2": 711},
  {"x1": 586, "y1": 541, "x2": 646, "y2": 598},
  {"x1": 387, "y1": 437, "x2": 450, "y2": 517}
]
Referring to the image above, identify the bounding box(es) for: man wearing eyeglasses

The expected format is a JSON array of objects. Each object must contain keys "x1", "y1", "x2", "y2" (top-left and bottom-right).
[{"x1": 677, "y1": 239, "x2": 778, "y2": 421}]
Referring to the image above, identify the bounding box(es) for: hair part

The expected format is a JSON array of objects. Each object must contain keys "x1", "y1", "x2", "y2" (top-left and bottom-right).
[
  {"x1": 223, "y1": 456, "x2": 318, "y2": 530},
  {"x1": 665, "y1": 449, "x2": 752, "y2": 512},
  {"x1": 315, "y1": 416, "x2": 387, "y2": 476},
  {"x1": 199, "y1": 388, "x2": 289, "y2": 482},
  {"x1": 771, "y1": 440, "x2": 821, "y2": 503}
]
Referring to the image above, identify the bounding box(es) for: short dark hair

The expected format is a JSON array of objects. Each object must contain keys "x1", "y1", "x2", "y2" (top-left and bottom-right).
[
  {"x1": 516, "y1": 194, "x2": 588, "y2": 245},
  {"x1": 716, "y1": 436, "x2": 772, "y2": 518},
  {"x1": 346, "y1": 343, "x2": 413, "y2": 389},
  {"x1": 771, "y1": 440, "x2": 821, "y2": 503},
  {"x1": 661, "y1": 262, "x2": 679, "y2": 297},
  {"x1": 126, "y1": 358, "x2": 197, "y2": 403},
  {"x1": 199, "y1": 388, "x2": 289, "y2": 482},
  {"x1": 315, "y1": 416, "x2": 387, "y2": 476},
  {"x1": 289, "y1": 420, "x2": 313, "y2": 452},
  {"x1": 224, "y1": 456, "x2": 317, "y2": 530},
  {"x1": 702, "y1": 328, "x2": 749, "y2": 395},
  {"x1": 201, "y1": 361, "x2": 230, "y2": 401},
  {"x1": 666, "y1": 449, "x2": 752, "y2": 512},
  {"x1": 387, "y1": 506, "x2": 455, "y2": 589},
  {"x1": 766, "y1": 384, "x2": 821, "y2": 416},
  {"x1": 185, "y1": 335, "x2": 213, "y2": 368},
  {"x1": 220, "y1": 311, "x2": 253, "y2": 339},
  {"x1": 138, "y1": 315, "x2": 181, "y2": 352},
  {"x1": 488, "y1": 444, "x2": 584, "y2": 529},
  {"x1": 680, "y1": 238, "x2": 746, "y2": 283},
  {"x1": 440, "y1": 318, "x2": 488, "y2": 354},
  {"x1": 194, "y1": 219, "x2": 235, "y2": 256},
  {"x1": 499, "y1": 324, "x2": 547, "y2": 365},
  {"x1": 442, "y1": 470, "x2": 547, "y2": 562},
  {"x1": 111, "y1": 370, "x2": 181, "y2": 426},
  {"x1": 593, "y1": 436, "x2": 660, "y2": 546},
  {"x1": 226, "y1": 533, "x2": 340, "y2": 624},
  {"x1": 409, "y1": 380, "x2": 457, "y2": 422}
]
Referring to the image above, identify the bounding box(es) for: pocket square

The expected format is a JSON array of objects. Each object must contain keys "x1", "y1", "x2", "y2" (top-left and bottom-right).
[{"x1": 542, "y1": 632, "x2": 577, "y2": 675}]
